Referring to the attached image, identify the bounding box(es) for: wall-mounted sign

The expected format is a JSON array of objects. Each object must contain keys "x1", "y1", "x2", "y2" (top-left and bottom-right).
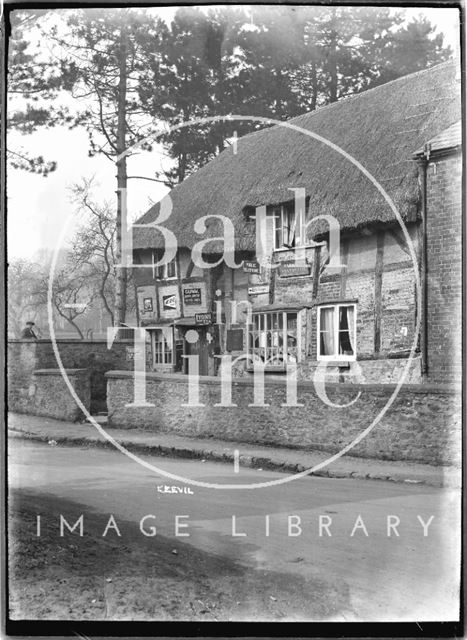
[
  {"x1": 248, "y1": 284, "x2": 270, "y2": 296},
  {"x1": 278, "y1": 260, "x2": 311, "y2": 278},
  {"x1": 226, "y1": 328, "x2": 244, "y2": 351},
  {"x1": 243, "y1": 260, "x2": 260, "y2": 274},
  {"x1": 162, "y1": 294, "x2": 177, "y2": 311},
  {"x1": 195, "y1": 312, "x2": 212, "y2": 325},
  {"x1": 183, "y1": 287, "x2": 202, "y2": 305},
  {"x1": 137, "y1": 285, "x2": 157, "y2": 319}
]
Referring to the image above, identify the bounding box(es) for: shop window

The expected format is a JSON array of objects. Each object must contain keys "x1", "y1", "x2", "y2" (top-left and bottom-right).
[
  {"x1": 151, "y1": 328, "x2": 174, "y2": 366},
  {"x1": 317, "y1": 304, "x2": 356, "y2": 361},
  {"x1": 248, "y1": 311, "x2": 299, "y2": 367}
]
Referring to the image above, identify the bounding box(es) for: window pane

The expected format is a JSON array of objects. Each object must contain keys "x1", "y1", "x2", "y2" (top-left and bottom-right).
[
  {"x1": 319, "y1": 308, "x2": 335, "y2": 356},
  {"x1": 338, "y1": 306, "x2": 354, "y2": 356},
  {"x1": 274, "y1": 207, "x2": 281, "y2": 248},
  {"x1": 167, "y1": 259, "x2": 176, "y2": 278},
  {"x1": 287, "y1": 313, "x2": 297, "y2": 332},
  {"x1": 284, "y1": 208, "x2": 296, "y2": 247}
]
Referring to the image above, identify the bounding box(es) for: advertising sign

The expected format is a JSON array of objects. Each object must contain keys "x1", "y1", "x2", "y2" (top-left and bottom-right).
[
  {"x1": 162, "y1": 294, "x2": 177, "y2": 311},
  {"x1": 183, "y1": 287, "x2": 202, "y2": 305},
  {"x1": 195, "y1": 312, "x2": 212, "y2": 325}
]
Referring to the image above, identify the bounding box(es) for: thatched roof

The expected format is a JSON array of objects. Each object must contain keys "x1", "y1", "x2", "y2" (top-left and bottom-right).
[{"x1": 134, "y1": 60, "x2": 461, "y2": 253}]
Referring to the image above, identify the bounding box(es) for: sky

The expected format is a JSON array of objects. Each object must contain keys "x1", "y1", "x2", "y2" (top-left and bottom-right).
[{"x1": 7, "y1": 5, "x2": 461, "y2": 261}]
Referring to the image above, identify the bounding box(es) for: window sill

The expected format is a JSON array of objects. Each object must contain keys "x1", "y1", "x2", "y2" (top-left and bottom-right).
[
  {"x1": 316, "y1": 360, "x2": 354, "y2": 367},
  {"x1": 246, "y1": 365, "x2": 288, "y2": 373}
]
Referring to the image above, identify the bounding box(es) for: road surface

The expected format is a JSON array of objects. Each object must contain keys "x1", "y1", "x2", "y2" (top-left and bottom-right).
[{"x1": 8, "y1": 438, "x2": 460, "y2": 621}]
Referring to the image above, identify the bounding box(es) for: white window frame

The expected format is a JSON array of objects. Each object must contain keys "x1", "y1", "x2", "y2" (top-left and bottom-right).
[
  {"x1": 248, "y1": 310, "x2": 301, "y2": 368},
  {"x1": 317, "y1": 303, "x2": 357, "y2": 362}
]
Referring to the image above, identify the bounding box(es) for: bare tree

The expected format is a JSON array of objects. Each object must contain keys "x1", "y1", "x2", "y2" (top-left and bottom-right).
[
  {"x1": 7, "y1": 259, "x2": 45, "y2": 336},
  {"x1": 69, "y1": 179, "x2": 116, "y2": 326},
  {"x1": 33, "y1": 266, "x2": 95, "y2": 339}
]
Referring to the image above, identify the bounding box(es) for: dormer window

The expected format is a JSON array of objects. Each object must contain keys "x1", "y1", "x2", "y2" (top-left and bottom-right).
[
  {"x1": 273, "y1": 204, "x2": 296, "y2": 250},
  {"x1": 153, "y1": 254, "x2": 178, "y2": 280}
]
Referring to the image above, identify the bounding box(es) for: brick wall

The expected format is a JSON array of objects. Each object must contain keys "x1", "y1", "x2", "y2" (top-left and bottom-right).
[
  {"x1": 106, "y1": 371, "x2": 460, "y2": 466},
  {"x1": 8, "y1": 339, "x2": 133, "y2": 414},
  {"x1": 425, "y1": 151, "x2": 462, "y2": 383}
]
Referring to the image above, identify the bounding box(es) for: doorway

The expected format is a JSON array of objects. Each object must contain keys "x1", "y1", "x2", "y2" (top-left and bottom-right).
[{"x1": 183, "y1": 326, "x2": 209, "y2": 376}]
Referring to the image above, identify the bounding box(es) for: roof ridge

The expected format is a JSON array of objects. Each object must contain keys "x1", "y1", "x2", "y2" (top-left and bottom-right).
[
  {"x1": 289, "y1": 58, "x2": 456, "y2": 125},
  {"x1": 234, "y1": 58, "x2": 457, "y2": 145}
]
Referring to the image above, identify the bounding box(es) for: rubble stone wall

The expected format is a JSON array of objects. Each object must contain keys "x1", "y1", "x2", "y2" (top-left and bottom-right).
[
  {"x1": 15, "y1": 369, "x2": 91, "y2": 422},
  {"x1": 8, "y1": 339, "x2": 133, "y2": 414},
  {"x1": 106, "y1": 371, "x2": 461, "y2": 466}
]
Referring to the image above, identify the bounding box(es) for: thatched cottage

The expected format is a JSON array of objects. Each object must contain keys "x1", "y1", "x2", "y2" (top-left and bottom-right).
[{"x1": 132, "y1": 59, "x2": 461, "y2": 384}]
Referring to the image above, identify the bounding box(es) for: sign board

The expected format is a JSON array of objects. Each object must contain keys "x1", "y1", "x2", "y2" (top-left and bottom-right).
[
  {"x1": 278, "y1": 260, "x2": 311, "y2": 278},
  {"x1": 195, "y1": 312, "x2": 212, "y2": 325},
  {"x1": 243, "y1": 260, "x2": 260, "y2": 274},
  {"x1": 143, "y1": 297, "x2": 153, "y2": 312},
  {"x1": 183, "y1": 287, "x2": 202, "y2": 306},
  {"x1": 137, "y1": 285, "x2": 157, "y2": 320},
  {"x1": 226, "y1": 328, "x2": 244, "y2": 351},
  {"x1": 162, "y1": 294, "x2": 177, "y2": 311},
  {"x1": 248, "y1": 284, "x2": 269, "y2": 296}
]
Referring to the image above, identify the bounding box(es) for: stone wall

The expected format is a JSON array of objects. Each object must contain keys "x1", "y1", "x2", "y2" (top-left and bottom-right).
[
  {"x1": 106, "y1": 371, "x2": 460, "y2": 466},
  {"x1": 25, "y1": 369, "x2": 91, "y2": 422},
  {"x1": 425, "y1": 151, "x2": 462, "y2": 383},
  {"x1": 8, "y1": 339, "x2": 133, "y2": 414}
]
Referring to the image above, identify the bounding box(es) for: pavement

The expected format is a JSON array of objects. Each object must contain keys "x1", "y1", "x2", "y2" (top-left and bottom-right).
[{"x1": 8, "y1": 412, "x2": 460, "y2": 488}]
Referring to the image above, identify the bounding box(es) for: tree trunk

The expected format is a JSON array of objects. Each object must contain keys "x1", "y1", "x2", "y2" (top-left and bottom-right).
[
  {"x1": 310, "y1": 58, "x2": 318, "y2": 111},
  {"x1": 328, "y1": 14, "x2": 338, "y2": 103},
  {"x1": 114, "y1": 22, "x2": 128, "y2": 327}
]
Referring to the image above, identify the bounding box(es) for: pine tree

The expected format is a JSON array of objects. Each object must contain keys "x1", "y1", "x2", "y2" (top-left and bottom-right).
[{"x1": 40, "y1": 8, "x2": 166, "y2": 325}]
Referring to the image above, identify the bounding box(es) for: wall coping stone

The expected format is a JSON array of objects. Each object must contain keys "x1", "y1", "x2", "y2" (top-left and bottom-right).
[
  {"x1": 9, "y1": 339, "x2": 134, "y2": 344},
  {"x1": 34, "y1": 368, "x2": 90, "y2": 376},
  {"x1": 105, "y1": 370, "x2": 460, "y2": 395}
]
